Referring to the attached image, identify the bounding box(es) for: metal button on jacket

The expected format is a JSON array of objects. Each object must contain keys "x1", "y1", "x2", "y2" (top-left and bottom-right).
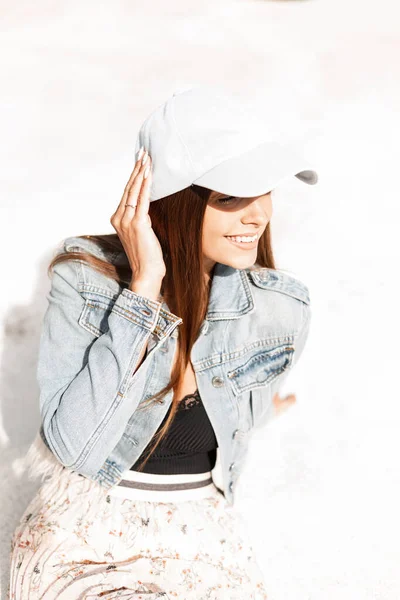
[{"x1": 212, "y1": 376, "x2": 224, "y2": 388}]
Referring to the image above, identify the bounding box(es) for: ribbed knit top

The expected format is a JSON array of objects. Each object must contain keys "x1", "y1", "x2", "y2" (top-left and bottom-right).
[{"x1": 130, "y1": 389, "x2": 218, "y2": 474}]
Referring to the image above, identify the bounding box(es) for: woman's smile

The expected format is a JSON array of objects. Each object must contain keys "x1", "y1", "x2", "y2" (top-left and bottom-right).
[{"x1": 224, "y1": 233, "x2": 259, "y2": 249}]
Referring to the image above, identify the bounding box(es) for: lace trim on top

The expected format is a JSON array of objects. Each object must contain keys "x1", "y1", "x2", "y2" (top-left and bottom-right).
[{"x1": 177, "y1": 389, "x2": 201, "y2": 411}]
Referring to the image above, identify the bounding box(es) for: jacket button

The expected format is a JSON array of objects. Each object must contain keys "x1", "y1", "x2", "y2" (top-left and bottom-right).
[
  {"x1": 212, "y1": 376, "x2": 224, "y2": 388},
  {"x1": 232, "y1": 429, "x2": 239, "y2": 440},
  {"x1": 256, "y1": 371, "x2": 269, "y2": 383},
  {"x1": 229, "y1": 462, "x2": 235, "y2": 471},
  {"x1": 229, "y1": 481, "x2": 234, "y2": 493}
]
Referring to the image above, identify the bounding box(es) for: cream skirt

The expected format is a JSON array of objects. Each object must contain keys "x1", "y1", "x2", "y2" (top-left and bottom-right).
[{"x1": 7, "y1": 453, "x2": 268, "y2": 599}]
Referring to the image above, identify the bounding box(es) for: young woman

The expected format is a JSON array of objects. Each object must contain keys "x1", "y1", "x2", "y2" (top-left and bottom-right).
[{"x1": 7, "y1": 86, "x2": 317, "y2": 599}]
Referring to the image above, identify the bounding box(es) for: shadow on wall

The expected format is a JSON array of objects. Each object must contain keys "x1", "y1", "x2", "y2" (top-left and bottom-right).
[{"x1": 0, "y1": 249, "x2": 55, "y2": 597}]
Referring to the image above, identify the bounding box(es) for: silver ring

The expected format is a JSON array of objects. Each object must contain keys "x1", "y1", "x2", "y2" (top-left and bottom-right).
[{"x1": 125, "y1": 203, "x2": 137, "y2": 208}]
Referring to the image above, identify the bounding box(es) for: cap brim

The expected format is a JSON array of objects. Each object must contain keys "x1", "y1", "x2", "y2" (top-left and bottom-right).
[{"x1": 192, "y1": 140, "x2": 318, "y2": 197}]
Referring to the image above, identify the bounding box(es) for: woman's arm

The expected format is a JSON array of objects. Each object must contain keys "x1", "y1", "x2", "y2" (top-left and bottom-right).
[{"x1": 37, "y1": 257, "x2": 181, "y2": 476}]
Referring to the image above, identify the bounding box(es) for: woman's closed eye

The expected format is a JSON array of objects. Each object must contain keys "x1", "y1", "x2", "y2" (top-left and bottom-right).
[{"x1": 217, "y1": 196, "x2": 238, "y2": 205}]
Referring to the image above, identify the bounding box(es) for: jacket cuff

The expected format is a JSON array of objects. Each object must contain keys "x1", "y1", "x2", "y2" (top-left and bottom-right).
[{"x1": 111, "y1": 288, "x2": 163, "y2": 333}]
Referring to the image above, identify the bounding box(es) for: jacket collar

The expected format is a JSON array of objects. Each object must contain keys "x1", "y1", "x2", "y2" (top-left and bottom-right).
[
  {"x1": 160, "y1": 263, "x2": 255, "y2": 329},
  {"x1": 205, "y1": 262, "x2": 255, "y2": 321}
]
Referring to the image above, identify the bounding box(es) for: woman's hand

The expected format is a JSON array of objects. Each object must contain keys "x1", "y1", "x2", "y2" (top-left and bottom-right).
[
  {"x1": 110, "y1": 149, "x2": 167, "y2": 287},
  {"x1": 272, "y1": 391, "x2": 297, "y2": 417}
]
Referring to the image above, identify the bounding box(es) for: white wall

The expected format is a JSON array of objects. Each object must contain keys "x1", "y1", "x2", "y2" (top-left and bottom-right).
[{"x1": 1, "y1": 1, "x2": 399, "y2": 598}]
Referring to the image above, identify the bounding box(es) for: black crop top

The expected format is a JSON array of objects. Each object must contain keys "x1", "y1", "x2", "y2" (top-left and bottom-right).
[{"x1": 130, "y1": 389, "x2": 218, "y2": 474}]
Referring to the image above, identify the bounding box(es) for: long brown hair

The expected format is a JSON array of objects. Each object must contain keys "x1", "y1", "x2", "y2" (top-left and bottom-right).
[{"x1": 49, "y1": 184, "x2": 277, "y2": 470}]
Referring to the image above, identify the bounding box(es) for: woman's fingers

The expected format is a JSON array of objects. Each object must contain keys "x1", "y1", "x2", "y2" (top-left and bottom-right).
[
  {"x1": 124, "y1": 151, "x2": 149, "y2": 210},
  {"x1": 272, "y1": 392, "x2": 297, "y2": 417},
  {"x1": 135, "y1": 158, "x2": 152, "y2": 221},
  {"x1": 120, "y1": 155, "x2": 151, "y2": 227},
  {"x1": 113, "y1": 149, "x2": 148, "y2": 220}
]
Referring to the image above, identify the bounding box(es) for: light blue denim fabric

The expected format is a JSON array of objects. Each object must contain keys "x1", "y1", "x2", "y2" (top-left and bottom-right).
[{"x1": 37, "y1": 236, "x2": 311, "y2": 506}]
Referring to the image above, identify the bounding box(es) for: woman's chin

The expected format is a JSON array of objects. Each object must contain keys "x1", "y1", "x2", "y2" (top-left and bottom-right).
[{"x1": 219, "y1": 253, "x2": 257, "y2": 270}]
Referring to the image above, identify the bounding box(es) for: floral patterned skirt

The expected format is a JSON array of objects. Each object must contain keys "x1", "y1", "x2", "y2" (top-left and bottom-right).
[{"x1": 7, "y1": 465, "x2": 268, "y2": 599}]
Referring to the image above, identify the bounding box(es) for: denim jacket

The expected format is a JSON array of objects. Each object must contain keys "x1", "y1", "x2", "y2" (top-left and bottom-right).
[{"x1": 35, "y1": 235, "x2": 311, "y2": 506}]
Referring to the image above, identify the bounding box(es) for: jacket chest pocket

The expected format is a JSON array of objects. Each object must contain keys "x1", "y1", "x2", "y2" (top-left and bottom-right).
[
  {"x1": 226, "y1": 342, "x2": 295, "y2": 396},
  {"x1": 78, "y1": 291, "x2": 117, "y2": 337},
  {"x1": 226, "y1": 342, "x2": 295, "y2": 428}
]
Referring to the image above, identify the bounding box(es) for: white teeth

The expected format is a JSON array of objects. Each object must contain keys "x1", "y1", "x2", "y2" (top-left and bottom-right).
[{"x1": 226, "y1": 234, "x2": 257, "y2": 243}]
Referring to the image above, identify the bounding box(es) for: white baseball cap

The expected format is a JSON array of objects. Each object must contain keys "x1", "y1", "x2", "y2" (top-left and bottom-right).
[{"x1": 134, "y1": 85, "x2": 318, "y2": 202}]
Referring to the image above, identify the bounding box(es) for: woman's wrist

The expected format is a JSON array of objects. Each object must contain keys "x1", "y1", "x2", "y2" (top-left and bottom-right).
[{"x1": 129, "y1": 279, "x2": 163, "y2": 303}]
